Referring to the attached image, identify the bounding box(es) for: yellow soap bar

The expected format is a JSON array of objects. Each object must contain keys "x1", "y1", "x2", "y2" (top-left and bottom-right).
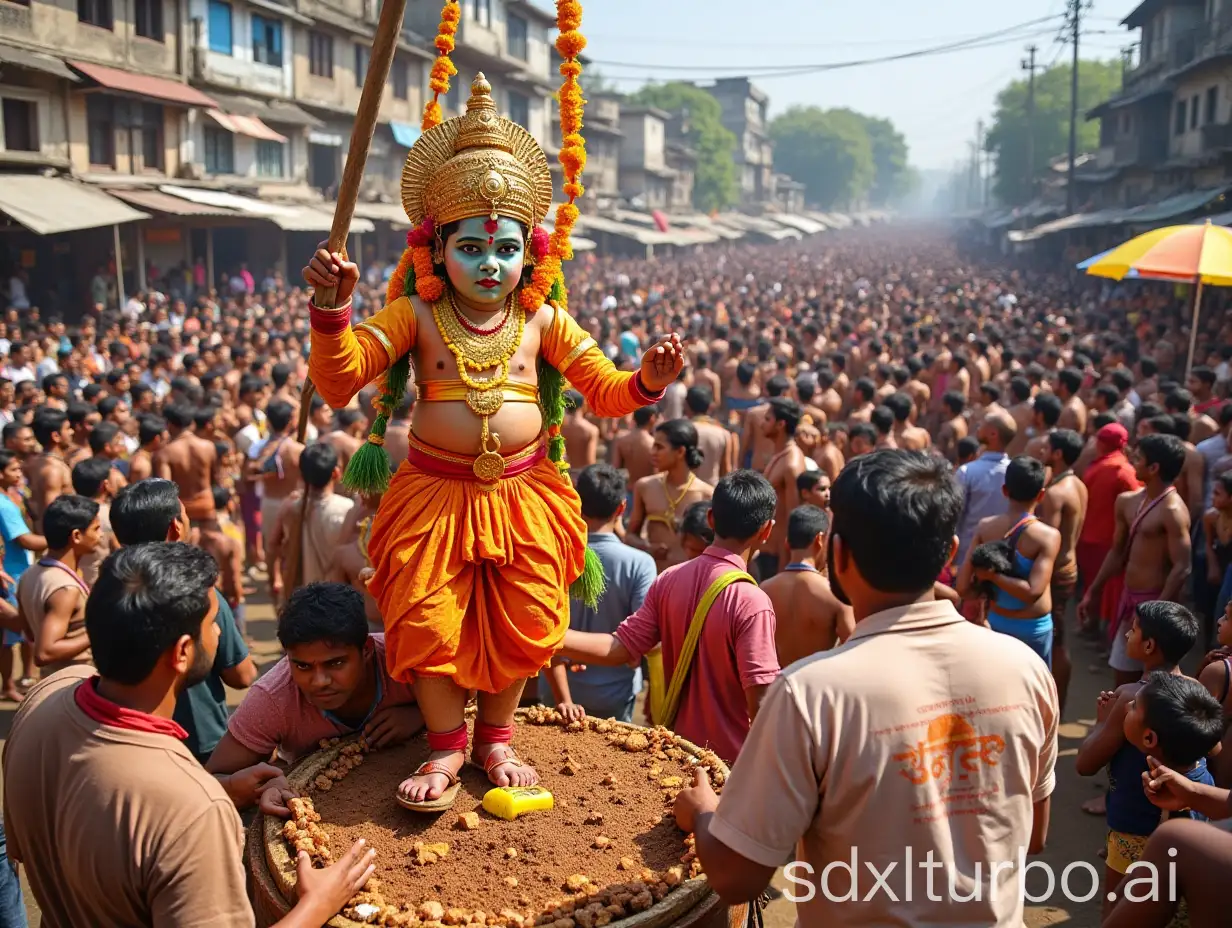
[{"x1": 482, "y1": 786, "x2": 554, "y2": 821}]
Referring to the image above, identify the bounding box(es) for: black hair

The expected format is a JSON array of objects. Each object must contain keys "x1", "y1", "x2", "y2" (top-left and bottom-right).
[
  {"x1": 870, "y1": 405, "x2": 894, "y2": 436},
  {"x1": 31, "y1": 407, "x2": 67, "y2": 447},
  {"x1": 795, "y1": 377, "x2": 816, "y2": 403},
  {"x1": 1191, "y1": 365, "x2": 1217, "y2": 386},
  {"x1": 41, "y1": 372, "x2": 66, "y2": 393},
  {"x1": 111, "y1": 478, "x2": 182, "y2": 545},
  {"x1": 86, "y1": 543, "x2": 219, "y2": 686},
  {"x1": 942, "y1": 391, "x2": 965, "y2": 415},
  {"x1": 97, "y1": 396, "x2": 121, "y2": 420},
  {"x1": 882, "y1": 393, "x2": 912, "y2": 424},
  {"x1": 277, "y1": 581, "x2": 368, "y2": 651},
  {"x1": 1139, "y1": 357, "x2": 1158, "y2": 378},
  {"x1": 831, "y1": 450, "x2": 962, "y2": 594},
  {"x1": 710, "y1": 470, "x2": 776, "y2": 541},
  {"x1": 43, "y1": 494, "x2": 99, "y2": 549},
  {"x1": 1138, "y1": 432, "x2": 1187, "y2": 484},
  {"x1": 193, "y1": 405, "x2": 217, "y2": 430},
  {"x1": 766, "y1": 375, "x2": 791, "y2": 398},
  {"x1": 1, "y1": 421, "x2": 27, "y2": 444},
  {"x1": 956, "y1": 436, "x2": 980, "y2": 460},
  {"x1": 576, "y1": 463, "x2": 626, "y2": 521},
  {"x1": 1033, "y1": 393, "x2": 1062, "y2": 427},
  {"x1": 678, "y1": 500, "x2": 714, "y2": 544},
  {"x1": 267, "y1": 399, "x2": 294, "y2": 433},
  {"x1": 0, "y1": 450, "x2": 15, "y2": 470},
  {"x1": 1094, "y1": 385, "x2": 1119, "y2": 409},
  {"x1": 271, "y1": 362, "x2": 291, "y2": 388},
  {"x1": 1009, "y1": 377, "x2": 1031, "y2": 402},
  {"x1": 1004, "y1": 455, "x2": 1046, "y2": 502},
  {"x1": 853, "y1": 378, "x2": 875, "y2": 403},
  {"x1": 797, "y1": 470, "x2": 824, "y2": 493},
  {"x1": 1137, "y1": 670, "x2": 1226, "y2": 768},
  {"x1": 213, "y1": 484, "x2": 232, "y2": 512},
  {"x1": 655, "y1": 419, "x2": 705, "y2": 470},
  {"x1": 82, "y1": 383, "x2": 103, "y2": 403},
  {"x1": 1135, "y1": 600, "x2": 1200, "y2": 666},
  {"x1": 980, "y1": 382, "x2": 1002, "y2": 403},
  {"x1": 1111, "y1": 368, "x2": 1133, "y2": 392},
  {"x1": 1058, "y1": 367, "x2": 1082, "y2": 395},
  {"x1": 766, "y1": 397, "x2": 802, "y2": 436},
  {"x1": 1048, "y1": 429, "x2": 1084, "y2": 466},
  {"x1": 163, "y1": 403, "x2": 194, "y2": 429},
  {"x1": 300, "y1": 442, "x2": 338, "y2": 490},
  {"x1": 685, "y1": 386, "x2": 713, "y2": 415},
  {"x1": 735, "y1": 361, "x2": 756, "y2": 386},
  {"x1": 338, "y1": 408, "x2": 366, "y2": 429},
  {"x1": 138, "y1": 415, "x2": 167, "y2": 446},
  {"x1": 786, "y1": 504, "x2": 829, "y2": 550},
  {"x1": 89, "y1": 421, "x2": 120, "y2": 455},
  {"x1": 632, "y1": 405, "x2": 658, "y2": 427},
  {"x1": 849, "y1": 422, "x2": 877, "y2": 446},
  {"x1": 72, "y1": 457, "x2": 113, "y2": 499}
]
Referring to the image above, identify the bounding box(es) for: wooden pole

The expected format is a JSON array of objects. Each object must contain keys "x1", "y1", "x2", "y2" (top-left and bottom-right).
[
  {"x1": 290, "y1": 0, "x2": 409, "y2": 591},
  {"x1": 1185, "y1": 277, "x2": 1204, "y2": 379}
]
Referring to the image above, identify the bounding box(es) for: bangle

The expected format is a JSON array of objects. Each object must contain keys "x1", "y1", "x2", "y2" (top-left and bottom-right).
[
  {"x1": 631, "y1": 371, "x2": 666, "y2": 405},
  {"x1": 309, "y1": 299, "x2": 353, "y2": 335}
]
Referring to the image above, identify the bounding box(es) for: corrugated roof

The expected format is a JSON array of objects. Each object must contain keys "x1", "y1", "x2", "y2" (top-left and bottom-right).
[
  {"x1": 68, "y1": 60, "x2": 217, "y2": 108},
  {"x1": 264, "y1": 205, "x2": 375, "y2": 233},
  {"x1": 107, "y1": 187, "x2": 240, "y2": 217},
  {"x1": 0, "y1": 175, "x2": 148, "y2": 234},
  {"x1": 0, "y1": 43, "x2": 79, "y2": 82}
]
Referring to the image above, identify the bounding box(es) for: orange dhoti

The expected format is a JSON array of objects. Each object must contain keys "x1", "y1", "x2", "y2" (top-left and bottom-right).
[{"x1": 367, "y1": 435, "x2": 587, "y2": 693}]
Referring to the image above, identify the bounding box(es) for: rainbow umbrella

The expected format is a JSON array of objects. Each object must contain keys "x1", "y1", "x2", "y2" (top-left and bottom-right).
[{"x1": 1082, "y1": 219, "x2": 1232, "y2": 375}]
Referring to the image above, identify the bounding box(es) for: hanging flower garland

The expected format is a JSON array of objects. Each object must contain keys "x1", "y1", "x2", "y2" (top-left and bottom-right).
[
  {"x1": 552, "y1": 0, "x2": 587, "y2": 262},
  {"x1": 423, "y1": 1, "x2": 460, "y2": 130}
]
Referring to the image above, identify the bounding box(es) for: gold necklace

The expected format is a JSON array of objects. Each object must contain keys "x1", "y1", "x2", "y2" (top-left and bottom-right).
[
  {"x1": 431, "y1": 291, "x2": 527, "y2": 487},
  {"x1": 661, "y1": 472, "x2": 695, "y2": 520}
]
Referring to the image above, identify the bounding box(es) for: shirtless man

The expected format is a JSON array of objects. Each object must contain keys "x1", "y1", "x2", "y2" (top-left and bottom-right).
[
  {"x1": 63, "y1": 403, "x2": 97, "y2": 470},
  {"x1": 1056, "y1": 367, "x2": 1088, "y2": 436},
  {"x1": 718, "y1": 337, "x2": 747, "y2": 398},
  {"x1": 762, "y1": 504, "x2": 854, "y2": 668},
  {"x1": 690, "y1": 354, "x2": 722, "y2": 410},
  {"x1": 723, "y1": 360, "x2": 761, "y2": 430},
  {"x1": 1039, "y1": 429, "x2": 1088, "y2": 715},
  {"x1": 248, "y1": 400, "x2": 305, "y2": 594},
  {"x1": 561, "y1": 390, "x2": 599, "y2": 482},
  {"x1": 1006, "y1": 377, "x2": 1035, "y2": 456},
  {"x1": 383, "y1": 387, "x2": 415, "y2": 471},
  {"x1": 846, "y1": 378, "x2": 876, "y2": 426},
  {"x1": 794, "y1": 376, "x2": 829, "y2": 429},
  {"x1": 684, "y1": 386, "x2": 735, "y2": 486},
  {"x1": 627, "y1": 419, "x2": 713, "y2": 573},
  {"x1": 815, "y1": 368, "x2": 843, "y2": 423},
  {"x1": 1139, "y1": 414, "x2": 1205, "y2": 525},
  {"x1": 153, "y1": 404, "x2": 218, "y2": 525},
  {"x1": 196, "y1": 485, "x2": 246, "y2": 630},
  {"x1": 128, "y1": 414, "x2": 165, "y2": 484},
  {"x1": 611, "y1": 405, "x2": 658, "y2": 508},
  {"x1": 761, "y1": 397, "x2": 809, "y2": 580},
  {"x1": 886, "y1": 392, "x2": 930, "y2": 451},
  {"x1": 1024, "y1": 393, "x2": 1063, "y2": 463},
  {"x1": 320, "y1": 408, "x2": 368, "y2": 481},
  {"x1": 936, "y1": 392, "x2": 968, "y2": 463},
  {"x1": 1080, "y1": 432, "x2": 1192, "y2": 686},
  {"x1": 27, "y1": 407, "x2": 74, "y2": 534},
  {"x1": 901, "y1": 358, "x2": 931, "y2": 418},
  {"x1": 740, "y1": 374, "x2": 789, "y2": 473}
]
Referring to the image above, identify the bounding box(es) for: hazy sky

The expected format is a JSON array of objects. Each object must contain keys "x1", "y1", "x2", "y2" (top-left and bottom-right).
[{"x1": 580, "y1": 0, "x2": 1140, "y2": 171}]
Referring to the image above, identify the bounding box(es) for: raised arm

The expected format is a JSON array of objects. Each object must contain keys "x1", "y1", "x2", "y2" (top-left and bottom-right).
[{"x1": 539, "y1": 304, "x2": 671, "y2": 418}]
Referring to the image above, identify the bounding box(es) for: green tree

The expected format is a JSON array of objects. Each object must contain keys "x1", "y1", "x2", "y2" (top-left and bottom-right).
[
  {"x1": 769, "y1": 106, "x2": 875, "y2": 209},
  {"x1": 986, "y1": 59, "x2": 1123, "y2": 206},
  {"x1": 859, "y1": 115, "x2": 911, "y2": 206},
  {"x1": 629, "y1": 82, "x2": 738, "y2": 212}
]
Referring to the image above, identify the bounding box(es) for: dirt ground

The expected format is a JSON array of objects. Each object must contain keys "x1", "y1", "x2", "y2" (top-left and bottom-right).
[{"x1": 0, "y1": 580, "x2": 1111, "y2": 927}]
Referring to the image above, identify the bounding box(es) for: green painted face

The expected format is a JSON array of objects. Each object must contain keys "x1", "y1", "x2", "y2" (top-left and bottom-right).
[{"x1": 443, "y1": 216, "x2": 525, "y2": 307}]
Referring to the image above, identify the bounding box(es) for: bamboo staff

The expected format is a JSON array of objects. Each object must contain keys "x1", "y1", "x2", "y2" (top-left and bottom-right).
[{"x1": 288, "y1": 0, "x2": 409, "y2": 591}]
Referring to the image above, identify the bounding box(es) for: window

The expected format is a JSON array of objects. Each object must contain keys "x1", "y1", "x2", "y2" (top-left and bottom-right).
[
  {"x1": 446, "y1": 75, "x2": 461, "y2": 113},
  {"x1": 257, "y1": 140, "x2": 284, "y2": 177},
  {"x1": 308, "y1": 31, "x2": 333, "y2": 78},
  {"x1": 87, "y1": 95, "x2": 115, "y2": 166},
  {"x1": 1176, "y1": 98, "x2": 1187, "y2": 135},
  {"x1": 1208, "y1": 86, "x2": 1219, "y2": 125},
  {"x1": 203, "y1": 125, "x2": 234, "y2": 174},
  {"x1": 354, "y1": 44, "x2": 369, "y2": 87},
  {"x1": 1192, "y1": 94, "x2": 1201, "y2": 129},
  {"x1": 208, "y1": 0, "x2": 232, "y2": 54},
  {"x1": 134, "y1": 0, "x2": 163, "y2": 38},
  {"x1": 507, "y1": 91, "x2": 529, "y2": 128},
  {"x1": 507, "y1": 14, "x2": 528, "y2": 61},
  {"x1": 466, "y1": 0, "x2": 490, "y2": 27},
  {"x1": 77, "y1": 0, "x2": 113, "y2": 28},
  {"x1": 0, "y1": 98, "x2": 38, "y2": 153},
  {"x1": 252, "y1": 14, "x2": 282, "y2": 67},
  {"x1": 392, "y1": 60, "x2": 408, "y2": 100}
]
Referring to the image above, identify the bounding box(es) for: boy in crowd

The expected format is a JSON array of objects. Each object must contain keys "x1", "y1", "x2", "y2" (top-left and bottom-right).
[
  {"x1": 1075, "y1": 600, "x2": 1221, "y2": 918},
  {"x1": 18, "y1": 494, "x2": 99, "y2": 674},
  {"x1": 761, "y1": 504, "x2": 853, "y2": 668},
  {"x1": 0, "y1": 450, "x2": 42, "y2": 702},
  {"x1": 70, "y1": 457, "x2": 119, "y2": 588},
  {"x1": 796, "y1": 470, "x2": 831, "y2": 511},
  {"x1": 110, "y1": 477, "x2": 257, "y2": 765},
  {"x1": 678, "y1": 501, "x2": 714, "y2": 561},
  {"x1": 540, "y1": 464, "x2": 655, "y2": 723},
  {"x1": 207, "y1": 582, "x2": 423, "y2": 812},
  {"x1": 268, "y1": 442, "x2": 353, "y2": 589},
  {"x1": 559, "y1": 470, "x2": 781, "y2": 764}
]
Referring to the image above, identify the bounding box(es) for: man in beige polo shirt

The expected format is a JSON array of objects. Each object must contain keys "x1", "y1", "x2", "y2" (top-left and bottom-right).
[
  {"x1": 675, "y1": 449, "x2": 1058, "y2": 927},
  {"x1": 4, "y1": 542, "x2": 374, "y2": 927}
]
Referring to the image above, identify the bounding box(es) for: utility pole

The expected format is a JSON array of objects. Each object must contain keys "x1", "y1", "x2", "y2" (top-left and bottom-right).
[
  {"x1": 1066, "y1": 0, "x2": 1083, "y2": 214},
  {"x1": 976, "y1": 120, "x2": 985, "y2": 209},
  {"x1": 1023, "y1": 44, "x2": 1038, "y2": 202}
]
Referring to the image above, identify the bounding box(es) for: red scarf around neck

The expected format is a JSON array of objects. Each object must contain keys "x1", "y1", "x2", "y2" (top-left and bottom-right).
[{"x1": 74, "y1": 676, "x2": 188, "y2": 740}]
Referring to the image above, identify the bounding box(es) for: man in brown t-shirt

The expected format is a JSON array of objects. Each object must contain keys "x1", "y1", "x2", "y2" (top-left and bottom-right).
[{"x1": 3, "y1": 542, "x2": 375, "y2": 927}]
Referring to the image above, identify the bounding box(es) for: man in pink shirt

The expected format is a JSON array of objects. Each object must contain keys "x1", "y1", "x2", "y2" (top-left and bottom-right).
[
  {"x1": 560, "y1": 470, "x2": 780, "y2": 763},
  {"x1": 207, "y1": 582, "x2": 423, "y2": 814}
]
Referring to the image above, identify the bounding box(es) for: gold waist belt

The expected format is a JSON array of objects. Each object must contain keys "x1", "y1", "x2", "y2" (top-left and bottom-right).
[{"x1": 416, "y1": 379, "x2": 540, "y2": 404}]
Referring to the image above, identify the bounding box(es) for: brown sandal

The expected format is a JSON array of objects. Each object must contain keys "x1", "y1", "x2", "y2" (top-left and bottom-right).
[
  {"x1": 396, "y1": 760, "x2": 462, "y2": 812},
  {"x1": 470, "y1": 743, "x2": 534, "y2": 787}
]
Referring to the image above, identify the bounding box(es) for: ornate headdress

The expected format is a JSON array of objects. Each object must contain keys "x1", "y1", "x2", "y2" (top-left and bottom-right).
[{"x1": 402, "y1": 74, "x2": 553, "y2": 232}]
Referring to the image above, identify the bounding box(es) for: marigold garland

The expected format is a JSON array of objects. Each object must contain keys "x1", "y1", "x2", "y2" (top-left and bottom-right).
[
  {"x1": 423, "y1": 1, "x2": 461, "y2": 130},
  {"x1": 549, "y1": 0, "x2": 587, "y2": 277}
]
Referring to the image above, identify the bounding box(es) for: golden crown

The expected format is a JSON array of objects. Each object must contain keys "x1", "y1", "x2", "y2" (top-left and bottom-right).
[{"x1": 402, "y1": 74, "x2": 554, "y2": 230}]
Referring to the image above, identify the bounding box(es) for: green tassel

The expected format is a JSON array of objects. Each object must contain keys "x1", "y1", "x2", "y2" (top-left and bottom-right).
[
  {"x1": 570, "y1": 546, "x2": 606, "y2": 608},
  {"x1": 343, "y1": 415, "x2": 392, "y2": 494}
]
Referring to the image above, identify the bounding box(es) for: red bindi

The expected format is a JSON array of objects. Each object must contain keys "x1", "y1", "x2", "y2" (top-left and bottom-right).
[
  {"x1": 483, "y1": 219, "x2": 499, "y2": 234},
  {"x1": 488, "y1": 236, "x2": 494, "y2": 245}
]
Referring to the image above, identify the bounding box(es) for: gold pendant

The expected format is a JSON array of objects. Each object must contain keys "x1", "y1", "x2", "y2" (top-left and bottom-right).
[
  {"x1": 466, "y1": 387, "x2": 504, "y2": 417},
  {"x1": 473, "y1": 422, "x2": 504, "y2": 488}
]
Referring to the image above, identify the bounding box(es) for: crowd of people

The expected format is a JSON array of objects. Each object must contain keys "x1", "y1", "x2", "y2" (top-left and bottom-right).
[{"x1": 1, "y1": 225, "x2": 1232, "y2": 926}]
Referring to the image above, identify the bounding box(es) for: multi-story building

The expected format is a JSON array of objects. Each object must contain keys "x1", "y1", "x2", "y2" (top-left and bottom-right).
[
  {"x1": 1088, "y1": 0, "x2": 1232, "y2": 207},
  {"x1": 706, "y1": 76, "x2": 773, "y2": 208}
]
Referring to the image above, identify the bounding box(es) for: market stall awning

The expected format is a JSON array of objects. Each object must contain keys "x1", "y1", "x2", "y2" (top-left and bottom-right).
[
  {"x1": 207, "y1": 91, "x2": 323, "y2": 129},
  {"x1": 159, "y1": 184, "x2": 301, "y2": 217},
  {"x1": 68, "y1": 60, "x2": 217, "y2": 108},
  {"x1": 390, "y1": 122, "x2": 421, "y2": 148},
  {"x1": 206, "y1": 110, "x2": 287, "y2": 143},
  {"x1": 0, "y1": 175, "x2": 148, "y2": 234},
  {"x1": 768, "y1": 213, "x2": 826, "y2": 235},
  {"x1": 353, "y1": 201, "x2": 411, "y2": 227},
  {"x1": 1125, "y1": 186, "x2": 1230, "y2": 224},
  {"x1": 264, "y1": 205, "x2": 375, "y2": 233},
  {"x1": 106, "y1": 187, "x2": 240, "y2": 217},
  {"x1": 0, "y1": 44, "x2": 79, "y2": 82}
]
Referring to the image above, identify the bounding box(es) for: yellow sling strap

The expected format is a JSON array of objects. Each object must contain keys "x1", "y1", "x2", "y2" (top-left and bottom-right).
[{"x1": 648, "y1": 570, "x2": 756, "y2": 730}]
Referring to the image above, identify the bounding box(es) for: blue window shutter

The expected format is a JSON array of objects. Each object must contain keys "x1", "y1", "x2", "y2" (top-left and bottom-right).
[{"x1": 208, "y1": 0, "x2": 232, "y2": 55}]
